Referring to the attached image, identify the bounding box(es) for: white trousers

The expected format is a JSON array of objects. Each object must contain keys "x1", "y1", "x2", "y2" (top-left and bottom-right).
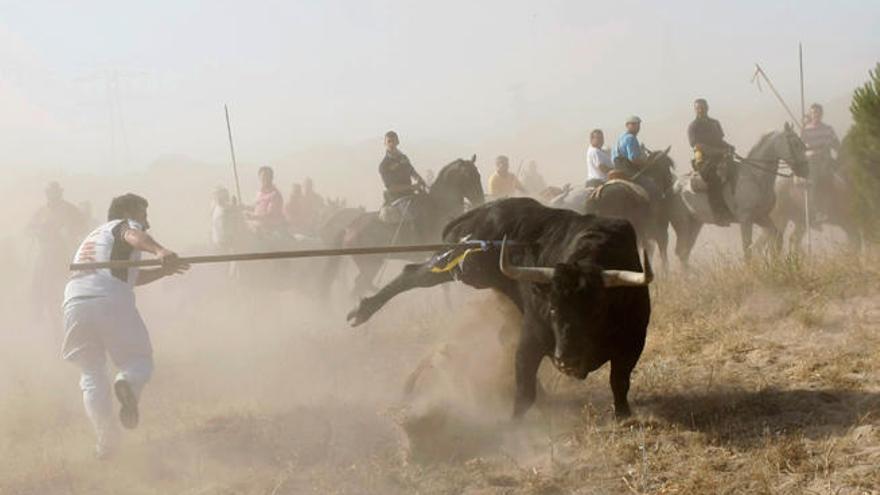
[{"x1": 62, "y1": 295, "x2": 153, "y2": 445}]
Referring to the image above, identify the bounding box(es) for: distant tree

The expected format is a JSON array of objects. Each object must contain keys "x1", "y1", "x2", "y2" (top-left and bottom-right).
[{"x1": 844, "y1": 63, "x2": 880, "y2": 242}]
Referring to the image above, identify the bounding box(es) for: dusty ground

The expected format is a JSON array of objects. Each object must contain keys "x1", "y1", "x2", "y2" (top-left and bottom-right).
[{"x1": 1, "y1": 248, "x2": 879, "y2": 494}]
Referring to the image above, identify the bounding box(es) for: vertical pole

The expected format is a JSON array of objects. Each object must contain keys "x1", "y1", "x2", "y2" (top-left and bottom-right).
[
  {"x1": 224, "y1": 104, "x2": 243, "y2": 204},
  {"x1": 799, "y1": 43, "x2": 812, "y2": 258}
]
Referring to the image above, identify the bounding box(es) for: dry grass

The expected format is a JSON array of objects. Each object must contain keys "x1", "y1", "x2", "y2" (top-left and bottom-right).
[{"x1": 2, "y1": 250, "x2": 880, "y2": 494}]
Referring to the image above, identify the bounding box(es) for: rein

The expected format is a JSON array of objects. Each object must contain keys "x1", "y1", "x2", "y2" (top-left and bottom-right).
[{"x1": 733, "y1": 152, "x2": 796, "y2": 178}]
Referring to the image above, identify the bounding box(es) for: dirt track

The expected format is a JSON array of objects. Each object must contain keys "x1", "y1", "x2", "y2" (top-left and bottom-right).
[{"x1": 1, "y1": 251, "x2": 879, "y2": 494}]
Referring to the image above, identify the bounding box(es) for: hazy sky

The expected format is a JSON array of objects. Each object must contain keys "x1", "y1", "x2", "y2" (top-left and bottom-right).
[{"x1": 1, "y1": 0, "x2": 878, "y2": 175}]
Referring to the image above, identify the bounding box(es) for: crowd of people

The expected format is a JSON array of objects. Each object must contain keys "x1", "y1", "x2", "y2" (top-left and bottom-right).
[{"x1": 375, "y1": 98, "x2": 841, "y2": 230}]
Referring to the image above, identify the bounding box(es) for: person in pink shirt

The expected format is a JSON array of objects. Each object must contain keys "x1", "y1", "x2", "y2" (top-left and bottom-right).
[{"x1": 246, "y1": 166, "x2": 286, "y2": 235}]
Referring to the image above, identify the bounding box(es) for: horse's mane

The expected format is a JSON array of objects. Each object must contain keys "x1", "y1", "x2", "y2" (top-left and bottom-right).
[
  {"x1": 432, "y1": 158, "x2": 467, "y2": 186},
  {"x1": 748, "y1": 130, "x2": 778, "y2": 157}
]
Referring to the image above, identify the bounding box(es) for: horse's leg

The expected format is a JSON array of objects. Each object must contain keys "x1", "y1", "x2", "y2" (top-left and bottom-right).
[
  {"x1": 347, "y1": 261, "x2": 455, "y2": 327},
  {"x1": 654, "y1": 223, "x2": 670, "y2": 275},
  {"x1": 351, "y1": 256, "x2": 383, "y2": 298},
  {"x1": 441, "y1": 283, "x2": 453, "y2": 311},
  {"x1": 676, "y1": 218, "x2": 702, "y2": 269},
  {"x1": 754, "y1": 215, "x2": 782, "y2": 255},
  {"x1": 791, "y1": 217, "x2": 806, "y2": 253},
  {"x1": 740, "y1": 221, "x2": 754, "y2": 260}
]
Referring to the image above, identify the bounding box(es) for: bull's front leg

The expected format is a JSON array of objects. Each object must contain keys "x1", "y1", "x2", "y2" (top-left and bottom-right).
[
  {"x1": 609, "y1": 353, "x2": 639, "y2": 420},
  {"x1": 512, "y1": 331, "x2": 546, "y2": 419},
  {"x1": 347, "y1": 262, "x2": 455, "y2": 327}
]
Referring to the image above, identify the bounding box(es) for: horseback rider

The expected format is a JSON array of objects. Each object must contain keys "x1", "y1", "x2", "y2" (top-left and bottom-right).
[
  {"x1": 586, "y1": 129, "x2": 613, "y2": 187},
  {"x1": 801, "y1": 103, "x2": 841, "y2": 225},
  {"x1": 611, "y1": 116, "x2": 660, "y2": 201},
  {"x1": 245, "y1": 166, "x2": 286, "y2": 238},
  {"x1": 488, "y1": 155, "x2": 527, "y2": 198},
  {"x1": 379, "y1": 130, "x2": 426, "y2": 206},
  {"x1": 688, "y1": 98, "x2": 735, "y2": 226}
]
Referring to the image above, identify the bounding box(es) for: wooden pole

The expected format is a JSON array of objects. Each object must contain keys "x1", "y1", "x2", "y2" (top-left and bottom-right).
[
  {"x1": 799, "y1": 43, "x2": 813, "y2": 258},
  {"x1": 224, "y1": 104, "x2": 243, "y2": 204},
  {"x1": 69, "y1": 241, "x2": 529, "y2": 271},
  {"x1": 752, "y1": 64, "x2": 803, "y2": 131}
]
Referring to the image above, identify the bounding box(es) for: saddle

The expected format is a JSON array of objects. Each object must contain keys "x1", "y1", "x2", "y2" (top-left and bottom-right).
[
  {"x1": 591, "y1": 178, "x2": 651, "y2": 204},
  {"x1": 379, "y1": 195, "x2": 418, "y2": 225}
]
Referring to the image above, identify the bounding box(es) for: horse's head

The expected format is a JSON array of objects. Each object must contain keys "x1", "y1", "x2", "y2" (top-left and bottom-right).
[
  {"x1": 753, "y1": 124, "x2": 809, "y2": 178},
  {"x1": 431, "y1": 155, "x2": 485, "y2": 206},
  {"x1": 645, "y1": 146, "x2": 677, "y2": 192},
  {"x1": 779, "y1": 122, "x2": 809, "y2": 178}
]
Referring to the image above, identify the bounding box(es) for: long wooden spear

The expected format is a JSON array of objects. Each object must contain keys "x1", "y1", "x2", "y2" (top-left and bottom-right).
[
  {"x1": 751, "y1": 63, "x2": 803, "y2": 131},
  {"x1": 69, "y1": 241, "x2": 530, "y2": 271},
  {"x1": 224, "y1": 104, "x2": 243, "y2": 203},
  {"x1": 799, "y1": 42, "x2": 812, "y2": 258}
]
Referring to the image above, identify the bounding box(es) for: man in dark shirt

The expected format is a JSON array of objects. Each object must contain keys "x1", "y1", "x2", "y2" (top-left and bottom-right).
[
  {"x1": 379, "y1": 130, "x2": 426, "y2": 205},
  {"x1": 688, "y1": 98, "x2": 734, "y2": 225}
]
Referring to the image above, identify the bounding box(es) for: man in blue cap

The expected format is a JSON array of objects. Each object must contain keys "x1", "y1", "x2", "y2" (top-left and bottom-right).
[{"x1": 611, "y1": 115, "x2": 659, "y2": 200}]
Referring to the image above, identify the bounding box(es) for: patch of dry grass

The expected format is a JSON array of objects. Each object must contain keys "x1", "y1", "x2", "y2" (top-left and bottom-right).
[{"x1": 2, "y1": 250, "x2": 880, "y2": 494}]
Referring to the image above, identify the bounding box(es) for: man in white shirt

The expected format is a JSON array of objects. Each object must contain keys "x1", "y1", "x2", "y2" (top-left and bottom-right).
[
  {"x1": 63, "y1": 193, "x2": 188, "y2": 459},
  {"x1": 586, "y1": 129, "x2": 613, "y2": 186}
]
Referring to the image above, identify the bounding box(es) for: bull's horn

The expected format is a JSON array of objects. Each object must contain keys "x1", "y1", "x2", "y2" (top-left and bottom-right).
[
  {"x1": 499, "y1": 236, "x2": 554, "y2": 284},
  {"x1": 602, "y1": 249, "x2": 654, "y2": 287}
]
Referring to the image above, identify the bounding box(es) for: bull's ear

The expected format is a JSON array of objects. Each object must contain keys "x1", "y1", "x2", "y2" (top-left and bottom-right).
[
  {"x1": 784, "y1": 122, "x2": 792, "y2": 132},
  {"x1": 663, "y1": 146, "x2": 671, "y2": 156},
  {"x1": 471, "y1": 154, "x2": 477, "y2": 163}
]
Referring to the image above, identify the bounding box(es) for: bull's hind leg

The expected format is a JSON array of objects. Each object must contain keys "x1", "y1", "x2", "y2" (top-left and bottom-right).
[{"x1": 346, "y1": 262, "x2": 454, "y2": 327}]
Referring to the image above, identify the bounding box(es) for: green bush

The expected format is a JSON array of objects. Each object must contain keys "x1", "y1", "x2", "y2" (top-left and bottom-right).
[{"x1": 845, "y1": 63, "x2": 880, "y2": 241}]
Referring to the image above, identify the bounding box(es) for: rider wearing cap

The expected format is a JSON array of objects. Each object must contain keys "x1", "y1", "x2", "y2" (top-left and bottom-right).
[
  {"x1": 611, "y1": 116, "x2": 660, "y2": 200},
  {"x1": 688, "y1": 98, "x2": 734, "y2": 225}
]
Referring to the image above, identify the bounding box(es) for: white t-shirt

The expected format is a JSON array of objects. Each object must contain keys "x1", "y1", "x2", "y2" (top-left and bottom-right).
[
  {"x1": 64, "y1": 219, "x2": 144, "y2": 303},
  {"x1": 587, "y1": 146, "x2": 613, "y2": 182}
]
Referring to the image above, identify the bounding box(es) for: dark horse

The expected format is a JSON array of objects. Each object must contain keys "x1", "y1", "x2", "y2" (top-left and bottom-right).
[
  {"x1": 583, "y1": 148, "x2": 676, "y2": 271},
  {"x1": 553, "y1": 149, "x2": 675, "y2": 271},
  {"x1": 323, "y1": 156, "x2": 485, "y2": 296}
]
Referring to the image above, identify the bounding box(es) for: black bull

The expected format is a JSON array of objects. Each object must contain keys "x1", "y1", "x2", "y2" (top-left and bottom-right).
[{"x1": 347, "y1": 198, "x2": 653, "y2": 419}]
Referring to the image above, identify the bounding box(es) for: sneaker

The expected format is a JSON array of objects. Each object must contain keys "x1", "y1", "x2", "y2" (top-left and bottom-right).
[
  {"x1": 114, "y1": 378, "x2": 139, "y2": 430},
  {"x1": 94, "y1": 441, "x2": 116, "y2": 460}
]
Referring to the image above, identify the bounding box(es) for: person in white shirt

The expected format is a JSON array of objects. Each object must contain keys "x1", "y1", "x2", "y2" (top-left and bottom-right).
[
  {"x1": 586, "y1": 129, "x2": 613, "y2": 186},
  {"x1": 62, "y1": 193, "x2": 188, "y2": 459}
]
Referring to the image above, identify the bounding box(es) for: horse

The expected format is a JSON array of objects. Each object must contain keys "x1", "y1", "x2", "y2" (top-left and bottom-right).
[
  {"x1": 669, "y1": 123, "x2": 809, "y2": 265},
  {"x1": 321, "y1": 156, "x2": 484, "y2": 296},
  {"x1": 771, "y1": 158, "x2": 861, "y2": 252},
  {"x1": 550, "y1": 148, "x2": 676, "y2": 272},
  {"x1": 210, "y1": 193, "x2": 324, "y2": 293}
]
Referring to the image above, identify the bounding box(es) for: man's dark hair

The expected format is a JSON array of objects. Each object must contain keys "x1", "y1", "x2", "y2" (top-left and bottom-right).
[
  {"x1": 810, "y1": 102, "x2": 824, "y2": 113},
  {"x1": 385, "y1": 130, "x2": 399, "y2": 141},
  {"x1": 694, "y1": 98, "x2": 708, "y2": 106},
  {"x1": 258, "y1": 166, "x2": 274, "y2": 179},
  {"x1": 107, "y1": 193, "x2": 148, "y2": 221},
  {"x1": 590, "y1": 129, "x2": 604, "y2": 138}
]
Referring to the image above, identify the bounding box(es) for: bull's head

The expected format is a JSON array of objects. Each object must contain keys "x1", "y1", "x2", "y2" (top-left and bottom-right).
[{"x1": 499, "y1": 236, "x2": 652, "y2": 376}]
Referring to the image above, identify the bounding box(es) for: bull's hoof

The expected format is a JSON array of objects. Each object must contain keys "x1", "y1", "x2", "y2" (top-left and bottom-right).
[
  {"x1": 346, "y1": 299, "x2": 373, "y2": 327},
  {"x1": 614, "y1": 406, "x2": 633, "y2": 422}
]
